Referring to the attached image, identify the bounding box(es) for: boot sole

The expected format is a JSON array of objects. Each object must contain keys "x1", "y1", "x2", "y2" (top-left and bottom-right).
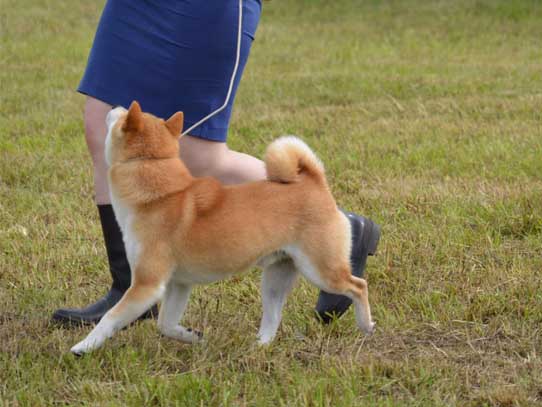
[{"x1": 51, "y1": 305, "x2": 159, "y2": 327}]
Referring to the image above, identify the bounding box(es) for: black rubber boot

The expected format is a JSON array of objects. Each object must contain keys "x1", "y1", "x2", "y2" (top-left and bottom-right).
[
  {"x1": 52, "y1": 205, "x2": 158, "y2": 326},
  {"x1": 315, "y1": 210, "x2": 380, "y2": 324}
]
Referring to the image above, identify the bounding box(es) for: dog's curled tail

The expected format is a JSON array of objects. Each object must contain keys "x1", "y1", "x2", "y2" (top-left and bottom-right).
[{"x1": 264, "y1": 136, "x2": 326, "y2": 184}]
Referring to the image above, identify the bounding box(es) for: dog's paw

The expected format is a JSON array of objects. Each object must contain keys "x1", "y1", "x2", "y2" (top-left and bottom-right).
[
  {"x1": 257, "y1": 333, "x2": 275, "y2": 346},
  {"x1": 160, "y1": 325, "x2": 203, "y2": 343},
  {"x1": 70, "y1": 341, "x2": 90, "y2": 356},
  {"x1": 363, "y1": 321, "x2": 376, "y2": 335},
  {"x1": 186, "y1": 328, "x2": 204, "y2": 343}
]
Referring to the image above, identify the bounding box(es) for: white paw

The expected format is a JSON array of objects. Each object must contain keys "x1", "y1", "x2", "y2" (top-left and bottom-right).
[
  {"x1": 363, "y1": 321, "x2": 376, "y2": 335},
  {"x1": 257, "y1": 334, "x2": 274, "y2": 346},
  {"x1": 70, "y1": 340, "x2": 92, "y2": 356},
  {"x1": 183, "y1": 328, "x2": 204, "y2": 344},
  {"x1": 160, "y1": 325, "x2": 203, "y2": 343}
]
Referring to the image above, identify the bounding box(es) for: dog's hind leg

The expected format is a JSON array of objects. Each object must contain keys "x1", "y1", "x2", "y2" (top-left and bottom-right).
[
  {"x1": 343, "y1": 275, "x2": 375, "y2": 334},
  {"x1": 293, "y1": 246, "x2": 375, "y2": 334},
  {"x1": 258, "y1": 259, "x2": 299, "y2": 345},
  {"x1": 317, "y1": 266, "x2": 374, "y2": 333},
  {"x1": 70, "y1": 261, "x2": 168, "y2": 355},
  {"x1": 157, "y1": 281, "x2": 201, "y2": 343},
  {"x1": 320, "y1": 271, "x2": 374, "y2": 334}
]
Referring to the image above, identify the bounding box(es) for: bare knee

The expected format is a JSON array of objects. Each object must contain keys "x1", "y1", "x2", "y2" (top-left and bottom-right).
[
  {"x1": 179, "y1": 135, "x2": 234, "y2": 182},
  {"x1": 180, "y1": 134, "x2": 266, "y2": 184}
]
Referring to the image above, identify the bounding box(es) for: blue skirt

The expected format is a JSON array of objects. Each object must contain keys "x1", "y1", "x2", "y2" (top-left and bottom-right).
[{"x1": 78, "y1": 0, "x2": 262, "y2": 142}]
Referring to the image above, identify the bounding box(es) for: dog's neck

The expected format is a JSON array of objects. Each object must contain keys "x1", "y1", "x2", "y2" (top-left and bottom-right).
[{"x1": 108, "y1": 156, "x2": 194, "y2": 206}]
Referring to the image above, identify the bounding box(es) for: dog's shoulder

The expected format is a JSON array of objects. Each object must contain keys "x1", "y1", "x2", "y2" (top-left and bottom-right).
[{"x1": 188, "y1": 176, "x2": 224, "y2": 214}]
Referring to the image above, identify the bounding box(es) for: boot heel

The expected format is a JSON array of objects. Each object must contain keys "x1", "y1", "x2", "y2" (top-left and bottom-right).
[{"x1": 366, "y1": 221, "x2": 381, "y2": 256}]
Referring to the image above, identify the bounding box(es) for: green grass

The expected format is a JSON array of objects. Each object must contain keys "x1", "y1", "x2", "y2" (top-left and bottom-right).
[{"x1": 2, "y1": 0, "x2": 542, "y2": 405}]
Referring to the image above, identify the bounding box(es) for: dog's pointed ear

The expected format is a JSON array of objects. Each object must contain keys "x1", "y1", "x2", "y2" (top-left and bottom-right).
[
  {"x1": 123, "y1": 101, "x2": 144, "y2": 132},
  {"x1": 165, "y1": 111, "x2": 184, "y2": 138}
]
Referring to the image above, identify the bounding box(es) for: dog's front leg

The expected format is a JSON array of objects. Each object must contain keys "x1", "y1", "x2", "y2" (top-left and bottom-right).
[
  {"x1": 258, "y1": 259, "x2": 298, "y2": 345},
  {"x1": 157, "y1": 281, "x2": 201, "y2": 343},
  {"x1": 70, "y1": 274, "x2": 166, "y2": 355}
]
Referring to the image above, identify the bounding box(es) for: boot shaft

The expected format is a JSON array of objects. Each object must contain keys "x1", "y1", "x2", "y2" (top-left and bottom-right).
[{"x1": 97, "y1": 204, "x2": 132, "y2": 291}]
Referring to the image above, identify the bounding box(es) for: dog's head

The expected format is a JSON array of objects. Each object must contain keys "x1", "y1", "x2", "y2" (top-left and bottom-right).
[{"x1": 105, "y1": 101, "x2": 184, "y2": 166}]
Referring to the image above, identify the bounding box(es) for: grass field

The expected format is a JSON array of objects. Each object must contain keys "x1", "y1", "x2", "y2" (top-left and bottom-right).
[{"x1": 2, "y1": 0, "x2": 542, "y2": 405}]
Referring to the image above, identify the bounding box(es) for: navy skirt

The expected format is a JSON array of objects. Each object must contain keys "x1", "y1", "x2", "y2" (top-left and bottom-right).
[{"x1": 78, "y1": 0, "x2": 262, "y2": 142}]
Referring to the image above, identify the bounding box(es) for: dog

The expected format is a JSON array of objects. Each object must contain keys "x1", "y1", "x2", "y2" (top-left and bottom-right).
[{"x1": 70, "y1": 101, "x2": 375, "y2": 355}]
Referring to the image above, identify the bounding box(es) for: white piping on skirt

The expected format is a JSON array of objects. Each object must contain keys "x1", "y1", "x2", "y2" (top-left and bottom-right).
[{"x1": 180, "y1": 0, "x2": 243, "y2": 137}]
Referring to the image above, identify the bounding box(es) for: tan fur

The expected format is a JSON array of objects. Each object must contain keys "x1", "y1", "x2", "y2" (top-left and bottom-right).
[
  {"x1": 70, "y1": 101, "x2": 374, "y2": 354},
  {"x1": 110, "y1": 107, "x2": 339, "y2": 278},
  {"x1": 264, "y1": 136, "x2": 326, "y2": 184}
]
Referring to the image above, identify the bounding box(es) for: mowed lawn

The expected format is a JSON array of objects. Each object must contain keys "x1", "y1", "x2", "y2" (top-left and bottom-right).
[{"x1": 2, "y1": 0, "x2": 542, "y2": 405}]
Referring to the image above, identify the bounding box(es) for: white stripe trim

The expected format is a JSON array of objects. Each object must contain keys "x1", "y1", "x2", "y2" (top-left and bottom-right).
[{"x1": 180, "y1": 0, "x2": 243, "y2": 137}]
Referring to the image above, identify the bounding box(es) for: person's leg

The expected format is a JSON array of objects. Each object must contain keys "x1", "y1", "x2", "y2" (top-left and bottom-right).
[
  {"x1": 52, "y1": 96, "x2": 265, "y2": 325},
  {"x1": 179, "y1": 134, "x2": 266, "y2": 184},
  {"x1": 83, "y1": 97, "x2": 112, "y2": 204},
  {"x1": 75, "y1": 97, "x2": 267, "y2": 197},
  {"x1": 52, "y1": 97, "x2": 159, "y2": 325}
]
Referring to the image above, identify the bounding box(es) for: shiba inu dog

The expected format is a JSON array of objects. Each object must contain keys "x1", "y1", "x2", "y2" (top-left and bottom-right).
[{"x1": 70, "y1": 101, "x2": 374, "y2": 355}]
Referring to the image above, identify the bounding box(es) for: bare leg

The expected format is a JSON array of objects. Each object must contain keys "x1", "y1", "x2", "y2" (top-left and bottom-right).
[
  {"x1": 72, "y1": 96, "x2": 264, "y2": 331},
  {"x1": 84, "y1": 97, "x2": 113, "y2": 204},
  {"x1": 258, "y1": 259, "x2": 299, "y2": 345},
  {"x1": 157, "y1": 281, "x2": 201, "y2": 343},
  {"x1": 179, "y1": 134, "x2": 266, "y2": 184},
  {"x1": 84, "y1": 95, "x2": 266, "y2": 206}
]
